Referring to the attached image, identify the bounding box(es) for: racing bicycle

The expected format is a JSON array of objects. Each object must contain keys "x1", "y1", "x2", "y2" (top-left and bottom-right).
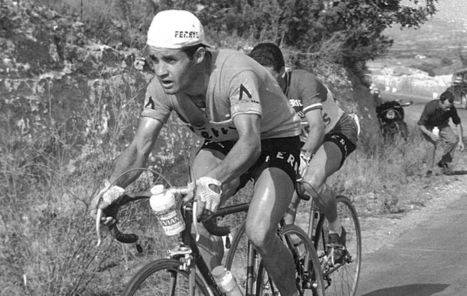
[{"x1": 95, "y1": 171, "x2": 326, "y2": 295}]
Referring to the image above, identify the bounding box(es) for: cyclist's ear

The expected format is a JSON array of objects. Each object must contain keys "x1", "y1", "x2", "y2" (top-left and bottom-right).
[{"x1": 193, "y1": 47, "x2": 207, "y2": 65}]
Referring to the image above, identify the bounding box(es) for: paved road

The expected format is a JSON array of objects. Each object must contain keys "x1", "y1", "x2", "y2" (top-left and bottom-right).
[
  {"x1": 357, "y1": 192, "x2": 467, "y2": 296},
  {"x1": 357, "y1": 94, "x2": 467, "y2": 296}
]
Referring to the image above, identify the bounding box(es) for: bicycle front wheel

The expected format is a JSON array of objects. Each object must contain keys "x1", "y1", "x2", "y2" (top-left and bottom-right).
[
  {"x1": 316, "y1": 195, "x2": 362, "y2": 296},
  {"x1": 123, "y1": 258, "x2": 210, "y2": 296}
]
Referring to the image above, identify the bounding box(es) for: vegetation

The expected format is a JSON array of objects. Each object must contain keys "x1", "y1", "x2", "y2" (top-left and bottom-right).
[{"x1": 36, "y1": 1, "x2": 438, "y2": 65}]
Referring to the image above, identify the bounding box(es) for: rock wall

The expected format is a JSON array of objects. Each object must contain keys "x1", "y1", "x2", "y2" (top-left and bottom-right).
[{"x1": 0, "y1": 0, "x2": 150, "y2": 157}]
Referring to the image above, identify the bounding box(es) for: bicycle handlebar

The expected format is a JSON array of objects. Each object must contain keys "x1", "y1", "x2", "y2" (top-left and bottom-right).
[
  {"x1": 95, "y1": 185, "x2": 234, "y2": 247},
  {"x1": 95, "y1": 192, "x2": 151, "y2": 247}
]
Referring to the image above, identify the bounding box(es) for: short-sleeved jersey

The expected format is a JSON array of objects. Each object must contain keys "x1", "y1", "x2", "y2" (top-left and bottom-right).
[
  {"x1": 418, "y1": 99, "x2": 461, "y2": 129},
  {"x1": 283, "y1": 69, "x2": 344, "y2": 140},
  {"x1": 141, "y1": 49, "x2": 301, "y2": 142}
]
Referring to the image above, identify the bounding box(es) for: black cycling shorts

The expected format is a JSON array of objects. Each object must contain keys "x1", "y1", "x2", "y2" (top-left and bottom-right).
[
  {"x1": 323, "y1": 132, "x2": 356, "y2": 168},
  {"x1": 200, "y1": 136, "x2": 300, "y2": 189}
]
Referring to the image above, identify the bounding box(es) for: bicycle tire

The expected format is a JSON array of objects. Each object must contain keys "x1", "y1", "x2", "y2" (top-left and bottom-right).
[
  {"x1": 123, "y1": 258, "x2": 210, "y2": 296},
  {"x1": 226, "y1": 223, "x2": 325, "y2": 296},
  {"x1": 225, "y1": 222, "x2": 257, "y2": 294},
  {"x1": 315, "y1": 195, "x2": 361, "y2": 296},
  {"x1": 280, "y1": 224, "x2": 325, "y2": 296}
]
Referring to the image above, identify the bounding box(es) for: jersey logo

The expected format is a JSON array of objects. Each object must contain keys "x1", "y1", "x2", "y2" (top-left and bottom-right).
[
  {"x1": 145, "y1": 96, "x2": 155, "y2": 109},
  {"x1": 239, "y1": 84, "x2": 252, "y2": 100}
]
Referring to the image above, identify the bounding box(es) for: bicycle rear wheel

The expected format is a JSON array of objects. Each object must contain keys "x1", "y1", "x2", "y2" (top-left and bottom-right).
[
  {"x1": 123, "y1": 258, "x2": 210, "y2": 296},
  {"x1": 225, "y1": 222, "x2": 261, "y2": 295},
  {"x1": 281, "y1": 224, "x2": 325, "y2": 296},
  {"x1": 316, "y1": 195, "x2": 361, "y2": 296}
]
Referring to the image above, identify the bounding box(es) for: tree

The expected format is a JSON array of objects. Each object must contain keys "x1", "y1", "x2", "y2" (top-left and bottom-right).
[{"x1": 190, "y1": 0, "x2": 438, "y2": 67}]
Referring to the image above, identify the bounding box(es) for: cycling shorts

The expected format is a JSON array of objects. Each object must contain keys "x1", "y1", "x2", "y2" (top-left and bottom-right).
[
  {"x1": 323, "y1": 113, "x2": 358, "y2": 168},
  {"x1": 200, "y1": 136, "x2": 300, "y2": 189}
]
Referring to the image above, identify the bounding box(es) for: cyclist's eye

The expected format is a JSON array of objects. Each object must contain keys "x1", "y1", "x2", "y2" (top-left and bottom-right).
[
  {"x1": 149, "y1": 55, "x2": 158, "y2": 63},
  {"x1": 163, "y1": 57, "x2": 177, "y2": 63}
]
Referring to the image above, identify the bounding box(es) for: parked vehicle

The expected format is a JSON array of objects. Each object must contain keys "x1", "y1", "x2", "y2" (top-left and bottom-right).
[{"x1": 376, "y1": 99, "x2": 413, "y2": 141}]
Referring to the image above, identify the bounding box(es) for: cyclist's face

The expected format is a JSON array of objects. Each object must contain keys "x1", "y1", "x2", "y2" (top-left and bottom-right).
[{"x1": 146, "y1": 47, "x2": 194, "y2": 94}]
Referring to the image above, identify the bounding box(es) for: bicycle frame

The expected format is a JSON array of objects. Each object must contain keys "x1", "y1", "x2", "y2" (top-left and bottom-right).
[
  {"x1": 307, "y1": 199, "x2": 325, "y2": 250},
  {"x1": 175, "y1": 201, "x2": 250, "y2": 296}
]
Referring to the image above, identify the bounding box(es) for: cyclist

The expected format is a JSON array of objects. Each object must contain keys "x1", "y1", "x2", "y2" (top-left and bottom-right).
[
  {"x1": 91, "y1": 10, "x2": 302, "y2": 296},
  {"x1": 250, "y1": 42, "x2": 359, "y2": 262}
]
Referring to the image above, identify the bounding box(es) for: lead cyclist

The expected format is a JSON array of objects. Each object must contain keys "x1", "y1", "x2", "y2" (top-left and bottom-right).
[
  {"x1": 250, "y1": 42, "x2": 360, "y2": 262},
  {"x1": 91, "y1": 11, "x2": 304, "y2": 296}
]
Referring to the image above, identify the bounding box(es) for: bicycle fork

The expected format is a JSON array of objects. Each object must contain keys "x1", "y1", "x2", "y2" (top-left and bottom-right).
[{"x1": 168, "y1": 243, "x2": 198, "y2": 296}]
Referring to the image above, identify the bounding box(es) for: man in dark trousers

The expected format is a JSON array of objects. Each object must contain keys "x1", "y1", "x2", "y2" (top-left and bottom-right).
[{"x1": 418, "y1": 90, "x2": 464, "y2": 175}]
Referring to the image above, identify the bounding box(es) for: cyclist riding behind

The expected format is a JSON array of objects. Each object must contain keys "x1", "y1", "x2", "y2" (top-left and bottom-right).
[
  {"x1": 91, "y1": 10, "x2": 303, "y2": 296},
  {"x1": 250, "y1": 42, "x2": 359, "y2": 261}
]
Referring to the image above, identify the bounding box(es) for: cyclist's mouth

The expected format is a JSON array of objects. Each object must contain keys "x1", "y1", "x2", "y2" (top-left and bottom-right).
[{"x1": 161, "y1": 80, "x2": 174, "y2": 88}]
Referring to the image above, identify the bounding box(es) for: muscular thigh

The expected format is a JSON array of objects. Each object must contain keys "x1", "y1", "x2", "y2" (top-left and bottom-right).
[
  {"x1": 246, "y1": 167, "x2": 295, "y2": 233},
  {"x1": 245, "y1": 136, "x2": 300, "y2": 234},
  {"x1": 305, "y1": 141, "x2": 343, "y2": 187}
]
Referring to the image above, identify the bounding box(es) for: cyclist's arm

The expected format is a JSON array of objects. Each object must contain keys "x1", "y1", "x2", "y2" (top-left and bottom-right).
[
  {"x1": 205, "y1": 113, "x2": 261, "y2": 184},
  {"x1": 418, "y1": 124, "x2": 434, "y2": 137},
  {"x1": 109, "y1": 117, "x2": 163, "y2": 187},
  {"x1": 417, "y1": 102, "x2": 435, "y2": 137},
  {"x1": 301, "y1": 109, "x2": 325, "y2": 154}
]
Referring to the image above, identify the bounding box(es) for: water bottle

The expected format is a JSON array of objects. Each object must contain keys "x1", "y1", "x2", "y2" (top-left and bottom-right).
[
  {"x1": 212, "y1": 266, "x2": 244, "y2": 296},
  {"x1": 149, "y1": 185, "x2": 185, "y2": 236}
]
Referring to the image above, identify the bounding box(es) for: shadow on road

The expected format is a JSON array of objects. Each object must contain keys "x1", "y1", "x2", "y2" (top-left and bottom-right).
[{"x1": 361, "y1": 283, "x2": 449, "y2": 296}]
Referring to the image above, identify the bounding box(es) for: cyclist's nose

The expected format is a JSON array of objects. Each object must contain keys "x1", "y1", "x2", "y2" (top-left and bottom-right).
[{"x1": 154, "y1": 63, "x2": 168, "y2": 78}]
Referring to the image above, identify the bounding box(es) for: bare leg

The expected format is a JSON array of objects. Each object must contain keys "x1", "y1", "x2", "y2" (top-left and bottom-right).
[
  {"x1": 245, "y1": 168, "x2": 298, "y2": 296},
  {"x1": 303, "y1": 141, "x2": 342, "y2": 234},
  {"x1": 191, "y1": 148, "x2": 239, "y2": 269}
]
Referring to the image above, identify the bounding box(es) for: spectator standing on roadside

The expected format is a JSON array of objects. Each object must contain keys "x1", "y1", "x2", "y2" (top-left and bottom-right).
[{"x1": 418, "y1": 90, "x2": 464, "y2": 176}]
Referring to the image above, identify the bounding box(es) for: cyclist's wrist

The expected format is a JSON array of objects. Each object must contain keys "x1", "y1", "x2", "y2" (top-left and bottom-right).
[{"x1": 300, "y1": 150, "x2": 312, "y2": 162}]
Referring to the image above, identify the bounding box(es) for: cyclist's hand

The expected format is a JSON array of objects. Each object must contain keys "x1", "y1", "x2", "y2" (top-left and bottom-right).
[
  {"x1": 194, "y1": 176, "x2": 222, "y2": 219},
  {"x1": 90, "y1": 180, "x2": 125, "y2": 222},
  {"x1": 458, "y1": 140, "x2": 465, "y2": 151},
  {"x1": 430, "y1": 133, "x2": 440, "y2": 142}
]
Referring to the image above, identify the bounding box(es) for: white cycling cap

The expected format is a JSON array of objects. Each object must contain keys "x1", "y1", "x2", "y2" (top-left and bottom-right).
[{"x1": 146, "y1": 9, "x2": 210, "y2": 49}]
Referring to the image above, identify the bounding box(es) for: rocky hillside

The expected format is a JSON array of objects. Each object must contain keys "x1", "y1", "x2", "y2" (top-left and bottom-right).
[{"x1": 0, "y1": 0, "x2": 151, "y2": 161}]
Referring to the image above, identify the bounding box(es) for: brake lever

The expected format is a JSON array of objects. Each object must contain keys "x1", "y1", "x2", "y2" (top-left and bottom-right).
[{"x1": 193, "y1": 201, "x2": 200, "y2": 242}]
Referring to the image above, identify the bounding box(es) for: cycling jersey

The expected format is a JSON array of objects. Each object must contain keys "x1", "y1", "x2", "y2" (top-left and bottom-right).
[
  {"x1": 141, "y1": 49, "x2": 301, "y2": 142},
  {"x1": 283, "y1": 69, "x2": 345, "y2": 141}
]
